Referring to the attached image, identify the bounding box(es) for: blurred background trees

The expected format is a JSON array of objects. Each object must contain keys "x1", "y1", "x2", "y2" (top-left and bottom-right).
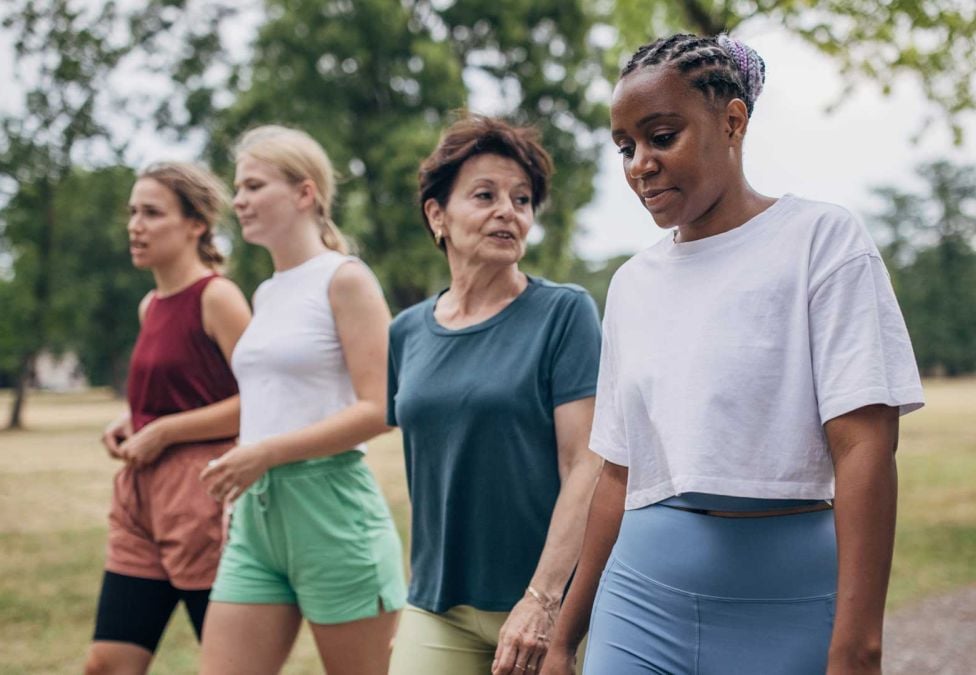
[{"x1": 2, "y1": 0, "x2": 975, "y2": 426}]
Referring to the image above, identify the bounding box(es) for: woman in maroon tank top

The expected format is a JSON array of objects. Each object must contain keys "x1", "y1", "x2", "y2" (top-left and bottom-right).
[{"x1": 84, "y1": 163, "x2": 251, "y2": 675}]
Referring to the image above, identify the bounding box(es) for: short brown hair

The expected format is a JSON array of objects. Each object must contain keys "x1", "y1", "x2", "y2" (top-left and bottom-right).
[
  {"x1": 140, "y1": 162, "x2": 231, "y2": 267},
  {"x1": 418, "y1": 115, "x2": 553, "y2": 250}
]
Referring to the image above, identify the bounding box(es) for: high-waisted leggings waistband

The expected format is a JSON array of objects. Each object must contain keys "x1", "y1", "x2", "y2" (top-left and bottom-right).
[{"x1": 613, "y1": 496, "x2": 838, "y2": 599}]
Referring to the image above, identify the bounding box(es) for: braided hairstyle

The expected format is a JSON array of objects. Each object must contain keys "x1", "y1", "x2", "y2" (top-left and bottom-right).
[{"x1": 621, "y1": 34, "x2": 766, "y2": 117}]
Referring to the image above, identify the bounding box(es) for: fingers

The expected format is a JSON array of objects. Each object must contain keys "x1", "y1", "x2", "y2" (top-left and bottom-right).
[
  {"x1": 199, "y1": 458, "x2": 221, "y2": 482},
  {"x1": 525, "y1": 643, "x2": 545, "y2": 672},
  {"x1": 494, "y1": 638, "x2": 547, "y2": 675},
  {"x1": 201, "y1": 458, "x2": 241, "y2": 502},
  {"x1": 102, "y1": 431, "x2": 121, "y2": 458},
  {"x1": 493, "y1": 636, "x2": 517, "y2": 674}
]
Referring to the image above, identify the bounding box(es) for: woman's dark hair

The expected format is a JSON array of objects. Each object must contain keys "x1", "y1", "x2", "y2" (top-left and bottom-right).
[
  {"x1": 621, "y1": 34, "x2": 766, "y2": 117},
  {"x1": 418, "y1": 114, "x2": 554, "y2": 251}
]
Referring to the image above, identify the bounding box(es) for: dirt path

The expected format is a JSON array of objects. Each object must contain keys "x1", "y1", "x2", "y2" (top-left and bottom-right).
[{"x1": 884, "y1": 585, "x2": 976, "y2": 674}]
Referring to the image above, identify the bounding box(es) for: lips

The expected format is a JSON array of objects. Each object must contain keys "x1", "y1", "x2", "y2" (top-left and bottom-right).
[
  {"x1": 488, "y1": 230, "x2": 517, "y2": 241},
  {"x1": 641, "y1": 187, "x2": 676, "y2": 209}
]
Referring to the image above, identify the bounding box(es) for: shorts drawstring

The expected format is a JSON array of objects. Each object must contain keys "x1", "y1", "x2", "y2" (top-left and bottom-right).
[{"x1": 251, "y1": 473, "x2": 271, "y2": 512}]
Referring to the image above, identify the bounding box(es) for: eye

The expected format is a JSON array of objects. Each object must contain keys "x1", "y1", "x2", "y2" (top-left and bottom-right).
[
  {"x1": 652, "y1": 132, "x2": 676, "y2": 147},
  {"x1": 474, "y1": 190, "x2": 493, "y2": 201},
  {"x1": 514, "y1": 195, "x2": 531, "y2": 206},
  {"x1": 616, "y1": 144, "x2": 634, "y2": 159}
]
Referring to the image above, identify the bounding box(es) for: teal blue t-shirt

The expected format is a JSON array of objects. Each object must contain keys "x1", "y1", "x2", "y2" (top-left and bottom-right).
[{"x1": 387, "y1": 276, "x2": 601, "y2": 613}]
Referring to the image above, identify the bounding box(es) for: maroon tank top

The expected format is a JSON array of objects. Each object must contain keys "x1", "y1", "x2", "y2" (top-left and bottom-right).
[{"x1": 127, "y1": 274, "x2": 238, "y2": 434}]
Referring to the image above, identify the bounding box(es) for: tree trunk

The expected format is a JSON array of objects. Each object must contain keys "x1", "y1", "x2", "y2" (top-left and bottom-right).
[{"x1": 7, "y1": 351, "x2": 36, "y2": 430}]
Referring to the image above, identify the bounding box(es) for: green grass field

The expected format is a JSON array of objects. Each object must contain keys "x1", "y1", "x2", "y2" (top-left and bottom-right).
[{"x1": 1, "y1": 382, "x2": 974, "y2": 673}]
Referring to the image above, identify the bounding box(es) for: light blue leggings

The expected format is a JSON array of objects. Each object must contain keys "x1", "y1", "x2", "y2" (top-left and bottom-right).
[{"x1": 583, "y1": 494, "x2": 837, "y2": 675}]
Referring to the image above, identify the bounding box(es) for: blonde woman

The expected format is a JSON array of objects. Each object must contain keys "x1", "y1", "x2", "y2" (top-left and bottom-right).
[
  {"x1": 199, "y1": 125, "x2": 405, "y2": 675},
  {"x1": 85, "y1": 163, "x2": 250, "y2": 675}
]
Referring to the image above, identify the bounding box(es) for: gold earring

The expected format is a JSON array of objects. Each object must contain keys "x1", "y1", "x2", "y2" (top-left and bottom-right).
[{"x1": 435, "y1": 230, "x2": 443, "y2": 246}]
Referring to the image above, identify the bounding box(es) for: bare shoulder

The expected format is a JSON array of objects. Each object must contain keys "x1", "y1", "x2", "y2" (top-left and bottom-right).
[
  {"x1": 201, "y1": 276, "x2": 249, "y2": 312},
  {"x1": 328, "y1": 260, "x2": 383, "y2": 303},
  {"x1": 201, "y1": 276, "x2": 251, "y2": 341}
]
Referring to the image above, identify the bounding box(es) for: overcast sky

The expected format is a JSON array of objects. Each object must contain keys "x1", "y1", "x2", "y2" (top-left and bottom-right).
[{"x1": 2, "y1": 14, "x2": 973, "y2": 262}]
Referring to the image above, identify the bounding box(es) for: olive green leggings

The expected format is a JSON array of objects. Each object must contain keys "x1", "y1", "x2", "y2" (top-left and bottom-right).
[{"x1": 389, "y1": 604, "x2": 585, "y2": 674}]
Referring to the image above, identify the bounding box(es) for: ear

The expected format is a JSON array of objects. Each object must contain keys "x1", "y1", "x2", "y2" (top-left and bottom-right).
[
  {"x1": 188, "y1": 217, "x2": 207, "y2": 240},
  {"x1": 295, "y1": 179, "x2": 318, "y2": 211},
  {"x1": 423, "y1": 197, "x2": 445, "y2": 231},
  {"x1": 724, "y1": 98, "x2": 750, "y2": 144}
]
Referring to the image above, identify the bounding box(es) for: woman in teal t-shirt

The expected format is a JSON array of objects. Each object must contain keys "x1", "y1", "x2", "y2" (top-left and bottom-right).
[{"x1": 387, "y1": 115, "x2": 602, "y2": 675}]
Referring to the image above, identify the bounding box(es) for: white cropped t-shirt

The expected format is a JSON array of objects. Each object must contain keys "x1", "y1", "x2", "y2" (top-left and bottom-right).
[
  {"x1": 233, "y1": 250, "x2": 364, "y2": 452},
  {"x1": 590, "y1": 195, "x2": 924, "y2": 509}
]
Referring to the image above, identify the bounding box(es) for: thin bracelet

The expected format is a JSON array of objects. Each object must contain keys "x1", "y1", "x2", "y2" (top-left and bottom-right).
[{"x1": 526, "y1": 585, "x2": 560, "y2": 622}]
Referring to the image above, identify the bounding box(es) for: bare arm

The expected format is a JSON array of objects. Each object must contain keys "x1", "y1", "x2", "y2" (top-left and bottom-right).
[
  {"x1": 541, "y1": 460, "x2": 627, "y2": 675},
  {"x1": 492, "y1": 397, "x2": 602, "y2": 675},
  {"x1": 201, "y1": 262, "x2": 391, "y2": 498},
  {"x1": 119, "y1": 279, "x2": 251, "y2": 467},
  {"x1": 825, "y1": 403, "x2": 899, "y2": 674}
]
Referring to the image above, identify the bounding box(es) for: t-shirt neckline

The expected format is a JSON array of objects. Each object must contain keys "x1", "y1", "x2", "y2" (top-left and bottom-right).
[
  {"x1": 425, "y1": 274, "x2": 539, "y2": 336},
  {"x1": 272, "y1": 250, "x2": 336, "y2": 279},
  {"x1": 666, "y1": 194, "x2": 796, "y2": 259}
]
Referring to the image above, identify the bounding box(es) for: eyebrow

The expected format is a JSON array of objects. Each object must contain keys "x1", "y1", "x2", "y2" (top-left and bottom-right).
[
  {"x1": 469, "y1": 178, "x2": 531, "y2": 190},
  {"x1": 611, "y1": 111, "x2": 682, "y2": 139}
]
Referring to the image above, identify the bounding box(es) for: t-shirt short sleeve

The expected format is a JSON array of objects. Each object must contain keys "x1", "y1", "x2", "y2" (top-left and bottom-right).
[
  {"x1": 550, "y1": 292, "x2": 602, "y2": 407},
  {"x1": 387, "y1": 338, "x2": 399, "y2": 427},
  {"x1": 809, "y1": 252, "x2": 924, "y2": 423},
  {"x1": 589, "y1": 318, "x2": 629, "y2": 466}
]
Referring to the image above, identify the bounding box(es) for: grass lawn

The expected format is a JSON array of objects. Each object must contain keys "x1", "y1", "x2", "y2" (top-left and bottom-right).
[{"x1": 1, "y1": 381, "x2": 974, "y2": 673}]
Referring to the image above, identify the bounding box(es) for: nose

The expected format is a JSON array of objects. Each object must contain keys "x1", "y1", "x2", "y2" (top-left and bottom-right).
[
  {"x1": 127, "y1": 214, "x2": 141, "y2": 234},
  {"x1": 232, "y1": 189, "x2": 245, "y2": 211},
  {"x1": 628, "y1": 142, "x2": 659, "y2": 181},
  {"x1": 494, "y1": 195, "x2": 516, "y2": 221}
]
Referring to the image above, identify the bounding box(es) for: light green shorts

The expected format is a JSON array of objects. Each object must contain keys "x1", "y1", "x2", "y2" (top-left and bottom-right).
[{"x1": 210, "y1": 450, "x2": 406, "y2": 624}]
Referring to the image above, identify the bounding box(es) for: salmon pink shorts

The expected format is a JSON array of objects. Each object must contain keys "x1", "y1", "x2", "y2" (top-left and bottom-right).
[{"x1": 105, "y1": 440, "x2": 233, "y2": 590}]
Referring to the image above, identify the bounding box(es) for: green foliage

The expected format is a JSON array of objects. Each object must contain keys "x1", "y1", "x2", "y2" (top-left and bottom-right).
[
  {"x1": 871, "y1": 161, "x2": 976, "y2": 376},
  {"x1": 52, "y1": 166, "x2": 152, "y2": 389},
  {"x1": 203, "y1": 0, "x2": 612, "y2": 308},
  {"x1": 437, "y1": 0, "x2": 609, "y2": 281},
  {"x1": 607, "y1": 0, "x2": 976, "y2": 141},
  {"x1": 205, "y1": 0, "x2": 466, "y2": 307},
  {"x1": 0, "y1": 1, "x2": 142, "y2": 423}
]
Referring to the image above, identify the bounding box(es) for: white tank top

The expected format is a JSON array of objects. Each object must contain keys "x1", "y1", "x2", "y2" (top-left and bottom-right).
[{"x1": 232, "y1": 250, "x2": 364, "y2": 452}]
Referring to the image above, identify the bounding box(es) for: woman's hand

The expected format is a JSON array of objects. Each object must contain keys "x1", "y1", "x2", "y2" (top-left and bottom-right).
[
  {"x1": 199, "y1": 443, "x2": 270, "y2": 503},
  {"x1": 101, "y1": 412, "x2": 133, "y2": 460},
  {"x1": 492, "y1": 595, "x2": 557, "y2": 675},
  {"x1": 537, "y1": 643, "x2": 575, "y2": 675},
  {"x1": 117, "y1": 418, "x2": 171, "y2": 467}
]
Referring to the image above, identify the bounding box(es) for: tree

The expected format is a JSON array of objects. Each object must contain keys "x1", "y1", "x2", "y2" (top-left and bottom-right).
[
  {"x1": 434, "y1": 0, "x2": 609, "y2": 281},
  {"x1": 609, "y1": 0, "x2": 976, "y2": 142},
  {"x1": 205, "y1": 0, "x2": 468, "y2": 307},
  {"x1": 870, "y1": 161, "x2": 976, "y2": 376},
  {"x1": 0, "y1": 0, "x2": 136, "y2": 427}
]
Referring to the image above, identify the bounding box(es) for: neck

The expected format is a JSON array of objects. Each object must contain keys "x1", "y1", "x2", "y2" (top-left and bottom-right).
[
  {"x1": 675, "y1": 180, "x2": 775, "y2": 244},
  {"x1": 442, "y1": 260, "x2": 526, "y2": 316},
  {"x1": 268, "y1": 220, "x2": 329, "y2": 271},
  {"x1": 152, "y1": 251, "x2": 211, "y2": 296}
]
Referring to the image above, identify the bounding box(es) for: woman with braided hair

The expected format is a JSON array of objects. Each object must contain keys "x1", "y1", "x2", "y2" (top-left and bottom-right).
[{"x1": 541, "y1": 34, "x2": 923, "y2": 674}]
